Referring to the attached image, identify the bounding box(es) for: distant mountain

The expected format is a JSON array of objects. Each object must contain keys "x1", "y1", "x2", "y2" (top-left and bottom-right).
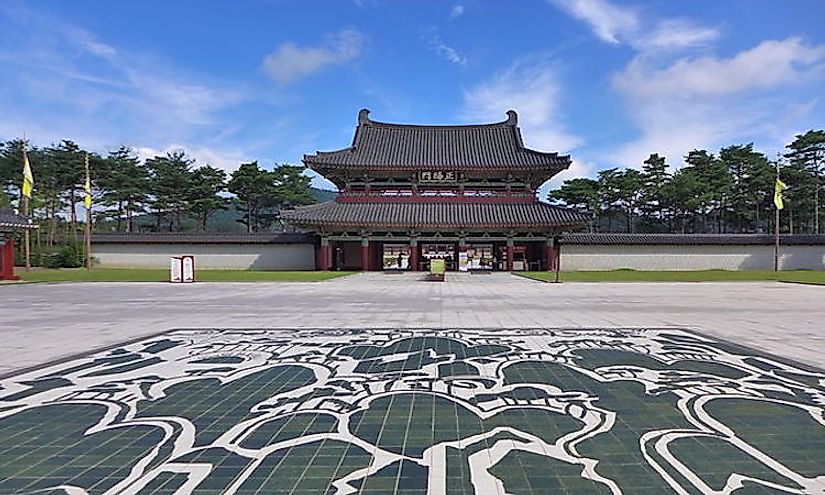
[
  {"x1": 96, "y1": 187, "x2": 338, "y2": 233},
  {"x1": 311, "y1": 187, "x2": 337, "y2": 203}
]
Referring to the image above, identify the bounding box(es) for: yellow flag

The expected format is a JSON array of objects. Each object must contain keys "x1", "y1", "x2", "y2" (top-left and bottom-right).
[
  {"x1": 22, "y1": 149, "x2": 34, "y2": 198},
  {"x1": 84, "y1": 154, "x2": 92, "y2": 209},
  {"x1": 774, "y1": 178, "x2": 787, "y2": 210}
]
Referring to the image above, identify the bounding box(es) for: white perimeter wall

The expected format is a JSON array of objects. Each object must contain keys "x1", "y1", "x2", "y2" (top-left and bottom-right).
[
  {"x1": 561, "y1": 244, "x2": 825, "y2": 271},
  {"x1": 92, "y1": 242, "x2": 825, "y2": 271},
  {"x1": 93, "y1": 243, "x2": 316, "y2": 270}
]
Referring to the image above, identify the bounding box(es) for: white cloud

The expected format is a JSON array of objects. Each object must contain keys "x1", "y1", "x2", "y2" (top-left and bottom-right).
[
  {"x1": 548, "y1": 0, "x2": 637, "y2": 44},
  {"x1": 449, "y1": 4, "x2": 465, "y2": 20},
  {"x1": 262, "y1": 29, "x2": 364, "y2": 85},
  {"x1": 548, "y1": 0, "x2": 718, "y2": 51},
  {"x1": 463, "y1": 60, "x2": 590, "y2": 198},
  {"x1": 615, "y1": 38, "x2": 825, "y2": 99},
  {"x1": 425, "y1": 33, "x2": 467, "y2": 66},
  {"x1": 548, "y1": 0, "x2": 822, "y2": 171},
  {"x1": 463, "y1": 61, "x2": 582, "y2": 153},
  {"x1": 136, "y1": 145, "x2": 251, "y2": 173},
  {"x1": 0, "y1": 2, "x2": 271, "y2": 180},
  {"x1": 611, "y1": 37, "x2": 825, "y2": 167},
  {"x1": 637, "y1": 19, "x2": 719, "y2": 51}
]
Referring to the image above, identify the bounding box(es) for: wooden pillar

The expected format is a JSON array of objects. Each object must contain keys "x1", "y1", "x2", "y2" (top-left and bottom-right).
[
  {"x1": 554, "y1": 241, "x2": 561, "y2": 271},
  {"x1": 544, "y1": 238, "x2": 555, "y2": 271},
  {"x1": 410, "y1": 239, "x2": 419, "y2": 271},
  {"x1": 506, "y1": 238, "x2": 514, "y2": 272},
  {"x1": 361, "y1": 237, "x2": 370, "y2": 271},
  {"x1": 0, "y1": 237, "x2": 16, "y2": 280},
  {"x1": 319, "y1": 237, "x2": 331, "y2": 271}
]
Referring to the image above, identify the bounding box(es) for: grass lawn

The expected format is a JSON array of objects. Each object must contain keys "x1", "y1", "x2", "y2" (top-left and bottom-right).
[
  {"x1": 17, "y1": 268, "x2": 355, "y2": 283},
  {"x1": 516, "y1": 269, "x2": 825, "y2": 284}
]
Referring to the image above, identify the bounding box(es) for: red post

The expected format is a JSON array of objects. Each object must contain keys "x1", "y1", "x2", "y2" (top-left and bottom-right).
[
  {"x1": 506, "y1": 241, "x2": 514, "y2": 272},
  {"x1": 544, "y1": 244, "x2": 553, "y2": 271},
  {"x1": 410, "y1": 241, "x2": 419, "y2": 271},
  {"x1": 1, "y1": 238, "x2": 18, "y2": 280},
  {"x1": 319, "y1": 238, "x2": 331, "y2": 271},
  {"x1": 361, "y1": 238, "x2": 370, "y2": 271}
]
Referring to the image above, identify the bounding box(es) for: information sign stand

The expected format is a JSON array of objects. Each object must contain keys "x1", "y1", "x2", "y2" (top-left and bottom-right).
[{"x1": 170, "y1": 255, "x2": 196, "y2": 283}]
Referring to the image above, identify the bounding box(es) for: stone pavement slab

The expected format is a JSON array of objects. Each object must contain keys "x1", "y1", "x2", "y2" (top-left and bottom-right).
[
  {"x1": 1, "y1": 327, "x2": 823, "y2": 494},
  {"x1": 1, "y1": 272, "x2": 824, "y2": 372}
]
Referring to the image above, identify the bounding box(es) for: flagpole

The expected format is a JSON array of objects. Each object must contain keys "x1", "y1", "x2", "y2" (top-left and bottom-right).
[
  {"x1": 774, "y1": 155, "x2": 780, "y2": 272},
  {"x1": 84, "y1": 153, "x2": 92, "y2": 270},
  {"x1": 21, "y1": 142, "x2": 31, "y2": 271}
]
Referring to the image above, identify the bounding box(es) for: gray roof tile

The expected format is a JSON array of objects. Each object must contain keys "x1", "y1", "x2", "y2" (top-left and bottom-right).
[
  {"x1": 91, "y1": 233, "x2": 314, "y2": 244},
  {"x1": 0, "y1": 209, "x2": 35, "y2": 230},
  {"x1": 304, "y1": 109, "x2": 571, "y2": 171},
  {"x1": 561, "y1": 233, "x2": 825, "y2": 245},
  {"x1": 280, "y1": 201, "x2": 589, "y2": 229}
]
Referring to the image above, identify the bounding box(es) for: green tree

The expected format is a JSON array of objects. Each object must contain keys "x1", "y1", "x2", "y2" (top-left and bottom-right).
[
  {"x1": 46, "y1": 140, "x2": 87, "y2": 238},
  {"x1": 780, "y1": 156, "x2": 816, "y2": 233},
  {"x1": 0, "y1": 139, "x2": 27, "y2": 202},
  {"x1": 615, "y1": 169, "x2": 645, "y2": 233},
  {"x1": 547, "y1": 178, "x2": 599, "y2": 232},
  {"x1": 227, "y1": 161, "x2": 272, "y2": 233},
  {"x1": 597, "y1": 168, "x2": 622, "y2": 231},
  {"x1": 786, "y1": 130, "x2": 825, "y2": 233},
  {"x1": 686, "y1": 150, "x2": 731, "y2": 233},
  {"x1": 668, "y1": 167, "x2": 703, "y2": 233},
  {"x1": 186, "y1": 165, "x2": 227, "y2": 233},
  {"x1": 99, "y1": 146, "x2": 150, "y2": 233},
  {"x1": 145, "y1": 150, "x2": 194, "y2": 232},
  {"x1": 271, "y1": 164, "x2": 314, "y2": 207},
  {"x1": 639, "y1": 153, "x2": 671, "y2": 230},
  {"x1": 719, "y1": 144, "x2": 772, "y2": 233}
]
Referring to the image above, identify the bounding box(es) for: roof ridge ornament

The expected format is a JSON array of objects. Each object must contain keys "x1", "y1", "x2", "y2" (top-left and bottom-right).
[
  {"x1": 506, "y1": 110, "x2": 518, "y2": 126},
  {"x1": 358, "y1": 108, "x2": 372, "y2": 125}
]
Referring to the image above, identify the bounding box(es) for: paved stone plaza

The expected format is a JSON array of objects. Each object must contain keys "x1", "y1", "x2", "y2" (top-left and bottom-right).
[
  {"x1": 2, "y1": 326, "x2": 825, "y2": 494},
  {"x1": 1, "y1": 274, "x2": 825, "y2": 493},
  {"x1": 1, "y1": 273, "x2": 824, "y2": 375}
]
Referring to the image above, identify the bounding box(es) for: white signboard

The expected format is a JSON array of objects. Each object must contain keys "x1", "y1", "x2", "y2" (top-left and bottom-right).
[
  {"x1": 170, "y1": 256, "x2": 195, "y2": 283},
  {"x1": 170, "y1": 257, "x2": 182, "y2": 283},
  {"x1": 418, "y1": 170, "x2": 458, "y2": 183},
  {"x1": 458, "y1": 251, "x2": 469, "y2": 272},
  {"x1": 182, "y1": 256, "x2": 195, "y2": 282}
]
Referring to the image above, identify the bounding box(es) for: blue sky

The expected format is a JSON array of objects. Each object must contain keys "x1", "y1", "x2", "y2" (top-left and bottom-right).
[{"x1": 1, "y1": 0, "x2": 823, "y2": 195}]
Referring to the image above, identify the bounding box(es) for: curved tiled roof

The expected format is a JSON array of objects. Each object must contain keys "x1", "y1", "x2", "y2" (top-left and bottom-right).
[
  {"x1": 561, "y1": 233, "x2": 825, "y2": 245},
  {"x1": 304, "y1": 109, "x2": 571, "y2": 171},
  {"x1": 91, "y1": 233, "x2": 313, "y2": 244},
  {"x1": 280, "y1": 201, "x2": 589, "y2": 229},
  {"x1": 0, "y1": 209, "x2": 35, "y2": 230}
]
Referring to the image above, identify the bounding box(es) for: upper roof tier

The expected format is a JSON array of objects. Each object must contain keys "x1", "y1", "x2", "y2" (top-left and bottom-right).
[{"x1": 303, "y1": 109, "x2": 572, "y2": 172}]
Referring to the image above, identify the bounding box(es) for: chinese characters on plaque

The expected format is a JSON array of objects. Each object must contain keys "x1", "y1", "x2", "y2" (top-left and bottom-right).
[{"x1": 418, "y1": 170, "x2": 458, "y2": 183}]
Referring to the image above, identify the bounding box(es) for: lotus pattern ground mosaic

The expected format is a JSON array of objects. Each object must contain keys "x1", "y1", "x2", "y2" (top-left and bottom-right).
[{"x1": 1, "y1": 328, "x2": 824, "y2": 494}]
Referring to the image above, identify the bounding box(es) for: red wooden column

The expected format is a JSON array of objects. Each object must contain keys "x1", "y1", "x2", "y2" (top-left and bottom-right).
[
  {"x1": 506, "y1": 238, "x2": 514, "y2": 272},
  {"x1": 544, "y1": 239, "x2": 554, "y2": 272},
  {"x1": 0, "y1": 237, "x2": 16, "y2": 280},
  {"x1": 554, "y1": 242, "x2": 561, "y2": 272},
  {"x1": 319, "y1": 237, "x2": 332, "y2": 271},
  {"x1": 409, "y1": 239, "x2": 419, "y2": 271},
  {"x1": 361, "y1": 238, "x2": 370, "y2": 271}
]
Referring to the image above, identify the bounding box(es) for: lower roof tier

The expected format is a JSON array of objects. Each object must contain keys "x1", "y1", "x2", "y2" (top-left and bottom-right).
[{"x1": 280, "y1": 201, "x2": 589, "y2": 230}]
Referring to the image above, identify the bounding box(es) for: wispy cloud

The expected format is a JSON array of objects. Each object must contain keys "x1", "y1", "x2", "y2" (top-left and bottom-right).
[
  {"x1": 548, "y1": 0, "x2": 823, "y2": 170},
  {"x1": 547, "y1": 0, "x2": 718, "y2": 51},
  {"x1": 611, "y1": 37, "x2": 825, "y2": 166},
  {"x1": 615, "y1": 38, "x2": 825, "y2": 99},
  {"x1": 0, "y1": 2, "x2": 258, "y2": 172},
  {"x1": 547, "y1": 0, "x2": 637, "y2": 44},
  {"x1": 449, "y1": 4, "x2": 465, "y2": 20},
  {"x1": 463, "y1": 59, "x2": 586, "y2": 189},
  {"x1": 425, "y1": 33, "x2": 467, "y2": 66},
  {"x1": 262, "y1": 29, "x2": 365, "y2": 85}
]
